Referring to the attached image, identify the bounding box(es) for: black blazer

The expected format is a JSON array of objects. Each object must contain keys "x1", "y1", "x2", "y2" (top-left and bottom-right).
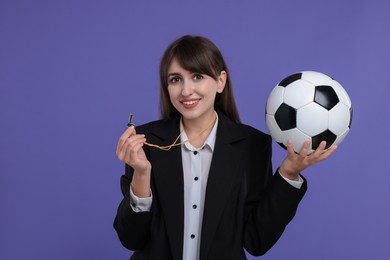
[{"x1": 114, "y1": 112, "x2": 307, "y2": 260}]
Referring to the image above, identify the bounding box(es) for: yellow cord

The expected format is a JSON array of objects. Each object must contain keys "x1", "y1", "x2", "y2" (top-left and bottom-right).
[{"x1": 144, "y1": 112, "x2": 217, "y2": 151}]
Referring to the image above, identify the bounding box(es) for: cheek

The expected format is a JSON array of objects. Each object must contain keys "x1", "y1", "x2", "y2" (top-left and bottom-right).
[
  {"x1": 167, "y1": 86, "x2": 175, "y2": 97},
  {"x1": 203, "y1": 84, "x2": 219, "y2": 99},
  {"x1": 167, "y1": 87, "x2": 179, "y2": 102}
]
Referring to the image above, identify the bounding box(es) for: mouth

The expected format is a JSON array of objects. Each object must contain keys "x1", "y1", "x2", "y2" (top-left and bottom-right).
[{"x1": 180, "y1": 98, "x2": 201, "y2": 109}]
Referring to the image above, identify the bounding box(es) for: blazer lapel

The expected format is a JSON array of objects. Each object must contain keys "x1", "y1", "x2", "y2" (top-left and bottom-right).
[
  {"x1": 149, "y1": 117, "x2": 184, "y2": 260},
  {"x1": 200, "y1": 113, "x2": 245, "y2": 258}
]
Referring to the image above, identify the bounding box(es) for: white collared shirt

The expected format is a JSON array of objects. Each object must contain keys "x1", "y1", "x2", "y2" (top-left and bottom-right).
[{"x1": 180, "y1": 113, "x2": 218, "y2": 260}]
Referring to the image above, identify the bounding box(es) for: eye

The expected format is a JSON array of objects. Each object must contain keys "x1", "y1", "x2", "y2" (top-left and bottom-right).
[
  {"x1": 193, "y1": 74, "x2": 204, "y2": 81},
  {"x1": 169, "y1": 76, "x2": 181, "y2": 84}
]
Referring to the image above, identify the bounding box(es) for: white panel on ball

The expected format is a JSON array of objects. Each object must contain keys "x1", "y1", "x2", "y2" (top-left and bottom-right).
[
  {"x1": 266, "y1": 114, "x2": 282, "y2": 143},
  {"x1": 297, "y1": 103, "x2": 329, "y2": 136},
  {"x1": 281, "y1": 128, "x2": 312, "y2": 153},
  {"x1": 283, "y1": 80, "x2": 314, "y2": 109},
  {"x1": 266, "y1": 86, "x2": 285, "y2": 115},
  {"x1": 328, "y1": 103, "x2": 351, "y2": 135},
  {"x1": 333, "y1": 128, "x2": 350, "y2": 147},
  {"x1": 301, "y1": 71, "x2": 333, "y2": 85}
]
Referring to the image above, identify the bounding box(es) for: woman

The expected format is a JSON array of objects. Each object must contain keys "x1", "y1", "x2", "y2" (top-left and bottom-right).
[{"x1": 114, "y1": 35, "x2": 336, "y2": 259}]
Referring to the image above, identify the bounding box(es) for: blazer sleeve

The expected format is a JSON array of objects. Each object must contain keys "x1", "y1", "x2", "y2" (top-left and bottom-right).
[
  {"x1": 113, "y1": 164, "x2": 153, "y2": 251},
  {"x1": 243, "y1": 134, "x2": 307, "y2": 256}
]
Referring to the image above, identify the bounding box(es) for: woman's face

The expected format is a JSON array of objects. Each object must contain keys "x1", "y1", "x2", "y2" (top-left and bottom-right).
[{"x1": 167, "y1": 58, "x2": 226, "y2": 123}]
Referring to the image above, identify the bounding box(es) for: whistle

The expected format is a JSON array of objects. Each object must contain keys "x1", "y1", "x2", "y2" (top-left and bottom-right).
[{"x1": 127, "y1": 114, "x2": 134, "y2": 127}]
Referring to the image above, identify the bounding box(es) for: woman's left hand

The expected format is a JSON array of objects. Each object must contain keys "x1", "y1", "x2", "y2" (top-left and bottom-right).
[{"x1": 279, "y1": 139, "x2": 337, "y2": 180}]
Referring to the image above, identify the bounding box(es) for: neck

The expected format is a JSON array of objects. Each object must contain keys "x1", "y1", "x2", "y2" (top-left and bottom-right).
[{"x1": 182, "y1": 111, "x2": 217, "y2": 146}]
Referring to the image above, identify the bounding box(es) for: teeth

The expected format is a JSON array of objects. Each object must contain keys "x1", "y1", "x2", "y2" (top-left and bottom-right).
[{"x1": 183, "y1": 100, "x2": 197, "y2": 105}]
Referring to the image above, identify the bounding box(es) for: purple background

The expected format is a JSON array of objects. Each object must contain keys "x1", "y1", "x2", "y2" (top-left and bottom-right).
[{"x1": 1, "y1": 0, "x2": 389, "y2": 259}]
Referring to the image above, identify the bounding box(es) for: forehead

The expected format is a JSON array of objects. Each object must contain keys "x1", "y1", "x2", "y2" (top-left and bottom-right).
[{"x1": 167, "y1": 58, "x2": 190, "y2": 75}]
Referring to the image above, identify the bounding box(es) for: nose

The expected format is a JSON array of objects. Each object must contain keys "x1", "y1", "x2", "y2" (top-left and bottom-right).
[{"x1": 181, "y1": 79, "x2": 194, "y2": 96}]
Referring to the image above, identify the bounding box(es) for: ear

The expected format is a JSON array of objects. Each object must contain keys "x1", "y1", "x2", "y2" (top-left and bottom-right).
[{"x1": 216, "y1": 70, "x2": 227, "y2": 93}]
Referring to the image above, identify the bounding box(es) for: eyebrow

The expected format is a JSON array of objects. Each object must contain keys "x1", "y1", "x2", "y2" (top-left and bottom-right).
[{"x1": 167, "y1": 72, "x2": 181, "y2": 78}]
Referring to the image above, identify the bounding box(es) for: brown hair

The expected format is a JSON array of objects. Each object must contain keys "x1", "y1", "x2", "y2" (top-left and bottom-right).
[{"x1": 159, "y1": 35, "x2": 241, "y2": 123}]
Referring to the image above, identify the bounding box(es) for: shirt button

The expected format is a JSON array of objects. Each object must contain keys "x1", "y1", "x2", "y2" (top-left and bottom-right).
[
  {"x1": 191, "y1": 234, "x2": 195, "y2": 239},
  {"x1": 192, "y1": 204, "x2": 197, "y2": 209},
  {"x1": 193, "y1": 151, "x2": 198, "y2": 155},
  {"x1": 194, "y1": 177, "x2": 199, "y2": 181}
]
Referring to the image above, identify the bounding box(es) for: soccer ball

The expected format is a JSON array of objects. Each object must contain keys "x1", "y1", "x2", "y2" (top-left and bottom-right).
[{"x1": 265, "y1": 71, "x2": 352, "y2": 154}]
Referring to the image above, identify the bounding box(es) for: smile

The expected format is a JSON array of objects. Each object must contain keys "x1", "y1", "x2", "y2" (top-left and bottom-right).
[{"x1": 180, "y1": 99, "x2": 201, "y2": 108}]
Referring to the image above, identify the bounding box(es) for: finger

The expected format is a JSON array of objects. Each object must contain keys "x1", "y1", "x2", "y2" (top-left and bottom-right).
[
  {"x1": 117, "y1": 134, "x2": 144, "y2": 161},
  {"x1": 286, "y1": 139, "x2": 295, "y2": 156},
  {"x1": 299, "y1": 140, "x2": 311, "y2": 158},
  {"x1": 128, "y1": 141, "x2": 145, "y2": 159},
  {"x1": 116, "y1": 126, "x2": 136, "y2": 155},
  {"x1": 319, "y1": 144, "x2": 337, "y2": 160},
  {"x1": 116, "y1": 127, "x2": 135, "y2": 155},
  {"x1": 311, "y1": 140, "x2": 327, "y2": 158},
  {"x1": 124, "y1": 136, "x2": 146, "y2": 163},
  {"x1": 117, "y1": 136, "x2": 132, "y2": 161}
]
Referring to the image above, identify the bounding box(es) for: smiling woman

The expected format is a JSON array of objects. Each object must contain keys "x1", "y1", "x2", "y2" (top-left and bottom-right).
[
  {"x1": 166, "y1": 58, "x2": 226, "y2": 135},
  {"x1": 159, "y1": 35, "x2": 241, "y2": 124},
  {"x1": 114, "y1": 35, "x2": 337, "y2": 260}
]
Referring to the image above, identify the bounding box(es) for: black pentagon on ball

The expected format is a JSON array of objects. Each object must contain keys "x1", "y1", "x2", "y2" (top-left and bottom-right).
[
  {"x1": 314, "y1": 85, "x2": 339, "y2": 110},
  {"x1": 275, "y1": 103, "x2": 297, "y2": 131},
  {"x1": 279, "y1": 73, "x2": 302, "y2": 87},
  {"x1": 311, "y1": 130, "x2": 337, "y2": 150}
]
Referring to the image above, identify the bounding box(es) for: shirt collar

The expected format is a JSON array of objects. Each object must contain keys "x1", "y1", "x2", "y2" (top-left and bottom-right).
[{"x1": 180, "y1": 111, "x2": 219, "y2": 152}]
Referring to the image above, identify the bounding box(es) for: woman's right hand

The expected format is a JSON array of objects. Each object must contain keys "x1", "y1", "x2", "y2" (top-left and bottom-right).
[{"x1": 116, "y1": 126, "x2": 152, "y2": 175}]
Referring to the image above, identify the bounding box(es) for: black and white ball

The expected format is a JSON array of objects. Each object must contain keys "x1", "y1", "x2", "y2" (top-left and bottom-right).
[{"x1": 265, "y1": 71, "x2": 352, "y2": 154}]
